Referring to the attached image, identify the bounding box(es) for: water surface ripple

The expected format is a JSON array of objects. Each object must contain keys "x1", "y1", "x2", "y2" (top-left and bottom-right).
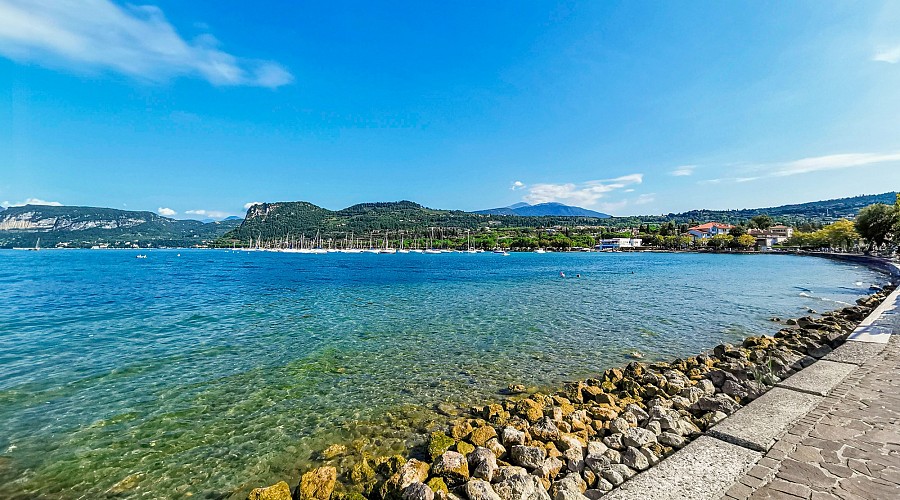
[{"x1": 0, "y1": 250, "x2": 884, "y2": 498}]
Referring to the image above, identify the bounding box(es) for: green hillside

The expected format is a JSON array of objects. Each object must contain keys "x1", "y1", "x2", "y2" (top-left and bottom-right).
[{"x1": 0, "y1": 205, "x2": 241, "y2": 248}]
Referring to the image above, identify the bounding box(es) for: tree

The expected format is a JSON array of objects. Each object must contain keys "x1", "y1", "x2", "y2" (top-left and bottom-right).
[
  {"x1": 708, "y1": 234, "x2": 733, "y2": 249},
  {"x1": 750, "y1": 214, "x2": 773, "y2": 229},
  {"x1": 821, "y1": 219, "x2": 859, "y2": 250},
  {"x1": 854, "y1": 203, "x2": 895, "y2": 253},
  {"x1": 736, "y1": 234, "x2": 756, "y2": 249},
  {"x1": 729, "y1": 226, "x2": 747, "y2": 238}
]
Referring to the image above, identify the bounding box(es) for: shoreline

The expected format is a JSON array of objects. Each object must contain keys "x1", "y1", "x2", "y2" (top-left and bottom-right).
[{"x1": 245, "y1": 256, "x2": 899, "y2": 500}]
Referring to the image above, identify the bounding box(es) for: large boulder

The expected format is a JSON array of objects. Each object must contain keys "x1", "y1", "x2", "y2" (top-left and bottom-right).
[
  {"x1": 402, "y1": 483, "x2": 435, "y2": 500},
  {"x1": 464, "y1": 479, "x2": 502, "y2": 500},
  {"x1": 510, "y1": 445, "x2": 547, "y2": 470},
  {"x1": 493, "y1": 471, "x2": 551, "y2": 500},
  {"x1": 429, "y1": 431, "x2": 456, "y2": 460},
  {"x1": 468, "y1": 447, "x2": 499, "y2": 482},
  {"x1": 531, "y1": 417, "x2": 561, "y2": 442},
  {"x1": 247, "y1": 481, "x2": 292, "y2": 500},
  {"x1": 621, "y1": 427, "x2": 656, "y2": 448},
  {"x1": 381, "y1": 459, "x2": 431, "y2": 500},
  {"x1": 471, "y1": 426, "x2": 498, "y2": 447},
  {"x1": 297, "y1": 467, "x2": 337, "y2": 500},
  {"x1": 432, "y1": 451, "x2": 469, "y2": 485},
  {"x1": 501, "y1": 427, "x2": 527, "y2": 447}
]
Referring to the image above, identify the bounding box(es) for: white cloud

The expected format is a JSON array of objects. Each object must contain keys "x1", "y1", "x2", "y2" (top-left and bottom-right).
[
  {"x1": 873, "y1": 45, "x2": 900, "y2": 63},
  {"x1": 670, "y1": 165, "x2": 695, "y2": 176},
  {"x1": 695, "y1": 151, "x2": 900, "y2": 185},
  {"x1": 157, "y1": 207, "x2": 176, "y2": 216},
  {"x1": 1, "y1": 197, "x2": 63, "y2": 207},
  {"x1": 522, "y1": 174, "x2": 644, "y2": 208},
  {"x1": 243, "y1": 201, "x2": 263, "y2": 210},
  {"x1": 634, "y1": 193, "x2": 655, "y2": 205},
  {"x1": 510, "y1": 180, "x2": 525, "y2": 191},
  {"x1": 771, "y1": 152, "x2": 900, "y2": 177},
  {"x1": 186, "y1": 209, "x2": 231, "y2": 219},
  {"x1": 0, "y1": 0, "x2": 293, "y2": 88}
]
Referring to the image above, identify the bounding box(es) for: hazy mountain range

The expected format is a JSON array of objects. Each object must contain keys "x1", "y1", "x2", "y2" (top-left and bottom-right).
[{"x1": 474, "y1": 202, "x2": 611, "y2": 218}]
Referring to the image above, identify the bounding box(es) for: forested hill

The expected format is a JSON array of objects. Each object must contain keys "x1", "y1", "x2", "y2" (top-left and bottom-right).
[
  {"x1": 0, "y1": 205, "x2": 241, "y2": 248},
  {"x1": 218, "y1": 200, "x2": 609, "y2": 245},
  {"x1": 672, "y1": 192, "x2": 896, "y2": 223},
  {"x1": 220, "y1": 192, "x2": 898, "y2": 246}
]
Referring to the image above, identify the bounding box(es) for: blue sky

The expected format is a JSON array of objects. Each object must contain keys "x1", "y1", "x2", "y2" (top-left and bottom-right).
[{"x1": 1, "y1": 0, "x2": 899, "y2": 219}]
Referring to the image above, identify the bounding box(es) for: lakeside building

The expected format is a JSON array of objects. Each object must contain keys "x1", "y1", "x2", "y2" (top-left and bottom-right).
[
  {"x1": 596, "y1": 237, "x2": 642, "y2": 250},
  {"x1": 749, "y1": 225, "x2": 794, "y2": 251},
  {"x1": 686, "y1": 222, "x2": 734, "y2": 242}
]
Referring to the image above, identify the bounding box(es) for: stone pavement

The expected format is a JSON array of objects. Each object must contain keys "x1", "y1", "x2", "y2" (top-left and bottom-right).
[{"x1": 722, "y1": 320, "x2": 900, "y2": 499}]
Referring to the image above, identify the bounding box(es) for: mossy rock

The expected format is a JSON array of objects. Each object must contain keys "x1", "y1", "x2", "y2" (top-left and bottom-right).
[
  {"x1": 449, "y1": 420, "x2": 474, "y2": 440},
  {"x1": 428, "y1": 431, "x2": 455, "y2": 460},
  {"x1": 297, "y1": 467, "x2": 337, "y2": 500},
  {"x1": 247, "y1": 481, "x2": 292, "y2": 500},
  {"x1": 470, "y1": 425, "x2": 497, "y2": 447},
  {"x1": 455, "y1": 441, "x2": 475, "y2": 456},
  {"x1": 426, "y1": 477, "x2": 449, "y2": 495},
  {"x1": 350, "y1": 458, "x2": 376, "y2": 485}
]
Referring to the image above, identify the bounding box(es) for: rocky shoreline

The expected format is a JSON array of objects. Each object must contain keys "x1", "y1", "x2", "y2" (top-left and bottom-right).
[{"x1": 246, "y1": 283, "x2": 896, "y2": 500}]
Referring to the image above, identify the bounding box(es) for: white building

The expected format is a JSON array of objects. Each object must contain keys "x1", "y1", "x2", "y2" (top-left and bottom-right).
[
  {"x1": 596, "y1": 238, "x2": 642, "y2": 250},
  {"x1": 686, "y1": 222, "x2": 734, "y2": 241}
]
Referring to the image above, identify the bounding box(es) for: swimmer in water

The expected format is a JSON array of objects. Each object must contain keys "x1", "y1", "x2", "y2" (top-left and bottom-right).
[{"x1": 559, "y1": 272, "x2": 566, "y2": 278}]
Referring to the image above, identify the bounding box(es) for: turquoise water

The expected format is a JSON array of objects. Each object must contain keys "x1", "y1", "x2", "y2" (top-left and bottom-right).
[{"x1": 0, "y1": 250, "x2": 886, "y2": 498}]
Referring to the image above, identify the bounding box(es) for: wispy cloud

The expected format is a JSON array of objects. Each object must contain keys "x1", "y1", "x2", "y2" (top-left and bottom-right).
[
  {"x1": 510, "y1": 180, "x2": 525, "y2": 191},
  {"x1": 185, "y1": 209, "x2": 232, "y2": 219},
  {"x1": 0, "y1": 0, "x2": 293, "y2": 88},
  {"x1": 243, "y1": 201, "x2": 263, "y2": 210},
  {"x1": 1, "y1": 197, "x2": 63, "y2": 207},
  {"x1": 522, "y1": 174, "x2": 643, "y2": 208},
  {"x1": 670, "y1": 165, "x2": 695, "y2": 176},
  {"x1": 771, "y1": 152, "x2": 900, "y2": 176},
  {"x1": 697, "y1": 152, "x2": 900, "y2": 184},
  {"x1": 873, "y1": 45, "x2": 900, "y2": 63},
  {"x1": 157, "y1": 207, "x2": 176, "y2": 216}
]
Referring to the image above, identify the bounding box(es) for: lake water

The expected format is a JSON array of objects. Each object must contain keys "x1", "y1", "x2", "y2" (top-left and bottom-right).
[{"x1": 0, "y1": 250, "x2": 886, "y2": 498}]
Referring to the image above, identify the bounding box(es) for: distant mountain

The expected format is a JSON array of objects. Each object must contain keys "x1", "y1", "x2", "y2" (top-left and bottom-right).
[
  {"x1": 475, "y1": 202, "x2": 611, "y2": 218},
  {"x1": 0, "y1": 205, "x2": 241, "y2": 248}
]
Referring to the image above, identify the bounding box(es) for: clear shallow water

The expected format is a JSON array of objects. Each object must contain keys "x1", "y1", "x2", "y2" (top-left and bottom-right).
[{"x1": 0, "y1": 250, "x2": 886, "y2": 498}]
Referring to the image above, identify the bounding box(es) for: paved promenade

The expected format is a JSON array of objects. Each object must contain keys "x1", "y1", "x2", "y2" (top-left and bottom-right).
[{"x1": 725, "y1": 303, "x2": 900, "y2": 499}]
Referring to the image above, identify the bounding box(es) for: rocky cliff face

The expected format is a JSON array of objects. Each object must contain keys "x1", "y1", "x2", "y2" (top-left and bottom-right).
[{"x1": 0, "y1": 209, "x2": 150, "y2": 231}]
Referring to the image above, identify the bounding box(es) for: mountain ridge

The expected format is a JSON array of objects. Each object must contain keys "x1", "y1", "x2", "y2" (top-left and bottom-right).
[{"x1": 475, "y1": 202, "x2": 611, "y2": 218}]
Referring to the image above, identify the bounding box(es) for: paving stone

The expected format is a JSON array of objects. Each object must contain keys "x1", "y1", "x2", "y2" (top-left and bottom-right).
[
  {"x1": 776, "y1": 360, "x2": 857, "y2": 397},
  {"x1": 823, "y1": 341, "x2": 886, "y2": 365},
  {"x1": 603, "y1": 436, "x2": 761, "y2": 500},
  {"x1": 753, "y1": 478, "x2": 810, "y2": 499},
  {"x1": 709, "y1": 388, "x2": 822, "y2": 452},
  {"x1": 776, "y1": 459, "x2": 838, "y2": 490}
]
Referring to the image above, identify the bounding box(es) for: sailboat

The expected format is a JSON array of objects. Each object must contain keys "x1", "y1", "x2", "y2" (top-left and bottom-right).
[
  {"x1": 424, "y1": 228, "x2": 441, "y2": 254},
  {"x1": 465, "y1": 230, "x2": 478, "y2": 253},
  {"x1": 15, "y1": 237, "x2": 41, "y2": 251}
]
